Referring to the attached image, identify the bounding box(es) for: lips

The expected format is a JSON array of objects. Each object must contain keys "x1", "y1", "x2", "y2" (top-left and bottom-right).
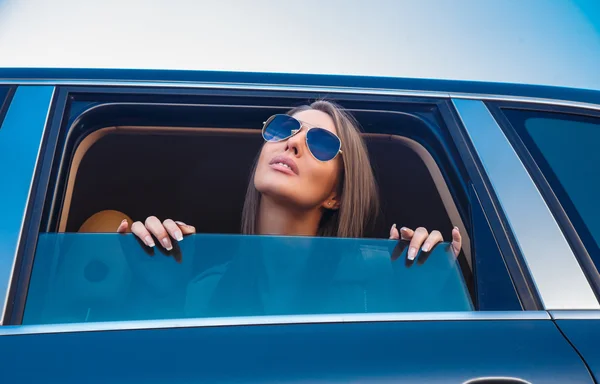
[{"x1": 269, "y1": 155, "x2": 299, "y2": 175}]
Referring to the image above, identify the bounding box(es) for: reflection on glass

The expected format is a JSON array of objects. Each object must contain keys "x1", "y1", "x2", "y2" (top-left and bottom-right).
[
  {"x1": 24, "y1": 234, "x2": 472, "y2": 325},
  {"x1": 525, "y1": 117, "x2": 600, "y2": 251}
]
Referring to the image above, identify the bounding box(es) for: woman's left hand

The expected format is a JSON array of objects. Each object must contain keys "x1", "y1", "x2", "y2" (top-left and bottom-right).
[{"x1": 389, "y1": 224, "x2": 462, "y2": 260}]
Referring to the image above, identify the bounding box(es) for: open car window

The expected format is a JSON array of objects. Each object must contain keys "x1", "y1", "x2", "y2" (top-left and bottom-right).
[
  {"x1": 24, "y1": 234, "x2": 472, "y2": 324},
  {"x1": 6, "y1": 90, "x2": 528, "y2": 326}
]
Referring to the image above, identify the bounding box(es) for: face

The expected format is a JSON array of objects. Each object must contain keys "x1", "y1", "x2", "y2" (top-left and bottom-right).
[{"x1": 254, "y1": 109, "x2": 343, "y2": 211}]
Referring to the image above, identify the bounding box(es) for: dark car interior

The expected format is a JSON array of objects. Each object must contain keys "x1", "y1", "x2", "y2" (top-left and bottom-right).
[{"x1": 48, "y1": 100, "x2": 472, "y2": 268}]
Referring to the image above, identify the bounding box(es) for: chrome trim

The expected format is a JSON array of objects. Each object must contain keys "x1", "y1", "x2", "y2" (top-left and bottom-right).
[
  {"x1": 0, "y1": 79, "x2": 599, "y2": 111},
  {"x1": 463, "y1": 378, "x2": 531, "y2": 384},
  {"x1": 452, "y1": 99, "x2": 600, "y2": 310},
  {"x1": 450, "y1": 92, "x2": 600, "y2": 112},
  {"x1": 550, "y1": 310, "x2": 600, "y2": 320},
  {"x1": 0, "y1": 86, "x2": 56, "y2": 324},
  {"x1": 0, "y1": 79, "x2": 449, "y2": 98},
  {"x1": 0, "y1": 311, "x2": 550, "y2": 336}
]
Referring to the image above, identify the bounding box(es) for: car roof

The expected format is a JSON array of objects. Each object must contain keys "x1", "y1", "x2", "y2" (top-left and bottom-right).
[{"x1": 1, "y1": 67, "x2": 600, "y2": 107}]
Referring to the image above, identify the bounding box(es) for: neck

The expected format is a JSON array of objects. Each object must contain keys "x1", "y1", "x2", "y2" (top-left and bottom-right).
[{"x1": 257, "y1": 195, "x2": 323, "y2": 236}]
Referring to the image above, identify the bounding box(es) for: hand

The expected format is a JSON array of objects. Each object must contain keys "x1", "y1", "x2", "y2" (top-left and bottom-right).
[
  {"x1": 117, "y1": 216, "x2": 196, "y2": 250},
  {"x1": 389, "y1": 224, "x2": 462, "y2": 260}
]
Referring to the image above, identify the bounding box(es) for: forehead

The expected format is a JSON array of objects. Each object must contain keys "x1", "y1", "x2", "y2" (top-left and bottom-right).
[{"x1": 292, "y1": 109, "x2": 337, "y2": 135}]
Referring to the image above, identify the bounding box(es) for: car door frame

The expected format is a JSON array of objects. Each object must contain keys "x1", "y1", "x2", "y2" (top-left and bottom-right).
[
  {"x1": 0, "y1": 85, "x2": 62, "y2": 324},
  {"x1": 4, "y1": 82, "x2": 532, "y2": 323}
]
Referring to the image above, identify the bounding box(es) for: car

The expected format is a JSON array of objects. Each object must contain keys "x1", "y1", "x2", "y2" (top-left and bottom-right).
[{"x1": 0, "y1": 67, "x2": 599, "y2": 383}]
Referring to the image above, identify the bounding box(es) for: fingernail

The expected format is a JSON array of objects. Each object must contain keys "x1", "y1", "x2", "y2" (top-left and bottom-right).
[
  {"x1": 162, "y1": 238, "x2": 172, "y2": 250},
  {"x1": 144, "y1": 236, "x2": 155, "y2": 247},
  {"x1": 121, "y1": 219, "x2": 127, "y2": 224},
  {"x1": 408, "y1": 247, "x2": 417, "y2": 260},
  {"x1": 454, "y1": 226, "x2": 459, "y2": 231},
  {"x1": 392, "y1": 223, "x2": 397, "y2": 229},
  {"x1": 175, "y1": 230, "x2": 183, "y2": 241},
  {"x1": 175, "y1": 221, "x2": 187, "y2": 226},
  {"x1": 422, "y1": 243, "x2": 431, "y2": 252},
  {"x1": 401, "y1": 227, "x2": 408, "y2": 232}
]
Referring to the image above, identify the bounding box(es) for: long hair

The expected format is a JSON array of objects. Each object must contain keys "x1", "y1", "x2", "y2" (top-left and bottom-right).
[{"x1": 241, "y1": 100, "x2": 379, "y2": 238}]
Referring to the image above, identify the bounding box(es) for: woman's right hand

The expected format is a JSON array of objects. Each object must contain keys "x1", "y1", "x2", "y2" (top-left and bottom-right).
[{"x1": 117, "y1": 216, "x2": 196, "y2": 250}]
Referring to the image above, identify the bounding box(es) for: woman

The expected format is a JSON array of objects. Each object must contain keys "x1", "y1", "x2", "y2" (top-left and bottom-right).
[{"x1": 115, "y1": 100, "x2": 463, "y2": 261}]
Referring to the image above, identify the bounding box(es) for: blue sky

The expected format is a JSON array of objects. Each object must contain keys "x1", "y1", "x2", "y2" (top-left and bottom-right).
[{"x1": 0, "y1": 0, "x2": 598, "y2": 90}]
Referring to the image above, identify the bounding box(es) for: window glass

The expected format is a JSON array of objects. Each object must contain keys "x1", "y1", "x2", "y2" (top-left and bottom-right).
[
  {"x1": 23, "y1": 234, "x2": 472, "y2": 324},
  {"x1": 503, "y1": 109, "x2": 600, "y2": 269}
]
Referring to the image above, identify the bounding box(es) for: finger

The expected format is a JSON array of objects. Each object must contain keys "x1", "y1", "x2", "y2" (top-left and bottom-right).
[
  {"x1": 175, "y1": 221, "x2": 196, "y2": 235},
  {"x1": 422, "y1": 230, "x2": 443, "y2": 252},
  {"x1": 451, "y1": 226, "x2": 462, "y2": 257},
  {"x1": 117, "y1": 219, "x2": 129, "y2": 233},
  {"x1": 163, "y1": 219, "x2": 184, "y2": 242},
  {"x1": 131, "y1": 221, "x2": 155, "y2": 247},
  {"x1": 408, "y1": 227, "x2": 428, "y2": 260},
  {"x1": 389, "y1": 224, "x2": 399, "y2": 240},
  {"x1": 145, "y1": 216, "x2": 172, "y2": 250},
  {"x1": 400, "y1": 227, "x2": 414, "y2": 241}
]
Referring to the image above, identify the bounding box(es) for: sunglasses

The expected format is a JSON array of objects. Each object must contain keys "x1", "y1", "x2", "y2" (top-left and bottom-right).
[{"x1": 262, "y1": 114, "x2": 343, "y2": 162}]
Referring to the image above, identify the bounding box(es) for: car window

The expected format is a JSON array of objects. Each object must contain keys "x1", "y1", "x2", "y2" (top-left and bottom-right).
[
  {"x1": 502, "y1": 109, "x2": 600, "y2": 271},
  {"x1": 10, "y1": 91, "x2": 526, "y2": 325},
  {"x1": 23, "y1": 233, "x2": 472, "y2": 324}
]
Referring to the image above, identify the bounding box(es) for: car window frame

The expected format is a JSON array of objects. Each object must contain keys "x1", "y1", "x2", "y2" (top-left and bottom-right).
[
  {"x1": 488, "y1": 101, "x2": 600, "y2": 302},
  {"x1": 0, "y1": 85, "x2": 59, "y2": 325},
  {"x1": 5, "y1": 83, "x2": 531, "y2": 326},
  {"x1": 0, "y1": 86, "x2": 16, "y2": 129}
]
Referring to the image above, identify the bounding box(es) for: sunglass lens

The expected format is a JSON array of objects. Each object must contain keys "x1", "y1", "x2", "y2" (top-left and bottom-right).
[
  {"x1": 263, "y1": 115, "x2": 300, "y2": 142},
  {"x1": 306, "y1": 128, "x2": 341, "y2": 161}
]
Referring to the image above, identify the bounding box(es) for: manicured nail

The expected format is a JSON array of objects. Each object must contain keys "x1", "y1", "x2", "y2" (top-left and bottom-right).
[
  {"x1": 175, "y1": 230, "x2": 183, "y2": 241},
  {"x1": 175, "y1": 221, "x2": 187, "y2": 227},
  {"x1": 121, "y1": 219, "x2": 127, "y2": 224},
  {"x1": 422, "y1": 243, "x2": 431, "y2": 252},
  {"x1": 454, "y1": 226, "x2": 459, "y2": 231},
  {"x1": 162, "y1": 238, "x2": 172, "y2": 250},
  {"x1": 408, "y1": 247, "x2": 417, "y2": 260},
  {"x1": 144, "y1": 236, "x2": 155, "y2": 247},
  {"x1": 392, "y1": 223, "x2": 397, "y2": 229}
]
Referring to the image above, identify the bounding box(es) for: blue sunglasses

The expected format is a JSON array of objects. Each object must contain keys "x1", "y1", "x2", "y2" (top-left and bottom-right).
[{"x1": 262, "y1": 114, "x2": 343, "y2": 162}]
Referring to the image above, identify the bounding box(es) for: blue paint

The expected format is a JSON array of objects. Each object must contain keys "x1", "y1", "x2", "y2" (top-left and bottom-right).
[
  {"x1": 0, "y1": 86, "x2": 54, "y2": 316},
  {"x1": 556, "y1": 319, "x2": 600, "y2": 382},
  {"x1": 0, "y1": 319, "x2": 593, "y2": 383}
]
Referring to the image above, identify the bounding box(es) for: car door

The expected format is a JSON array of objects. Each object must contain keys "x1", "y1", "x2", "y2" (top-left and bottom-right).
[
  {"x1": 489, "y1": 99, "x2": 600, "y2": 381},
  {"x1": 0, "y1": 79, "x2": 595, "y2": 383}
]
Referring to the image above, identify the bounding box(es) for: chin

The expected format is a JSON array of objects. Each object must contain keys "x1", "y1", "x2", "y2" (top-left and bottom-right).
[{"x1": 255, "y1": 179, "x2": 306, "y2": 207}]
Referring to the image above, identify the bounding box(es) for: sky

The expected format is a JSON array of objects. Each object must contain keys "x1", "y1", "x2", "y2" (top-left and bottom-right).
[{"x1": 0, "y1": 0, "x2": 599, "y2": 90}]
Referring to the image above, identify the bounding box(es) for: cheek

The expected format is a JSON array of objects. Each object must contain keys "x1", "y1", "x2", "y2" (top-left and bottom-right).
[{"x1": 302, "y1": 160, "x2": 340, "y2": 198}]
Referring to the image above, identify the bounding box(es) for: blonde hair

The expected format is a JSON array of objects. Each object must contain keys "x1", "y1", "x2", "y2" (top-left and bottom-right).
[{"x1": 241, "y1": 100, "x2": 380, "y2": 238}]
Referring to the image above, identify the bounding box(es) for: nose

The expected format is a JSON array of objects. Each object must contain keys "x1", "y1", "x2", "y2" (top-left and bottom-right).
[{"x1": 285, "y1": 126, "x2": 306, "y2": 157}]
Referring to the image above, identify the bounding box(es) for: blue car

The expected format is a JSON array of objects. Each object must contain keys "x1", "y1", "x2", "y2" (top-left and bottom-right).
[{"x1": 0, "y1": 67, "x2": 599, "y2": 383}]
